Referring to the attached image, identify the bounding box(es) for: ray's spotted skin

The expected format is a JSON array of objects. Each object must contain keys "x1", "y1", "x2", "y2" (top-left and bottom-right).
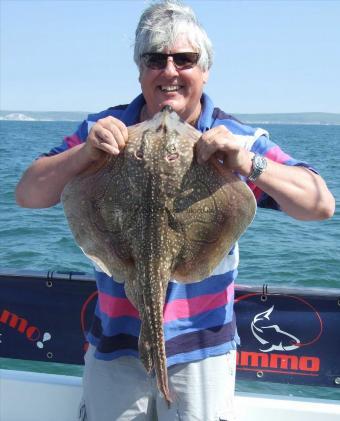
[{"x1": 61, "y1": 107, "x2": 256, "y2": 406}]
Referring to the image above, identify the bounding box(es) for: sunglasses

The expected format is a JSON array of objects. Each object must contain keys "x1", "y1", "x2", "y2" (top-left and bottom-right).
[{"x1": 141, "y1": 52, "x2": 200, "y2": 70}]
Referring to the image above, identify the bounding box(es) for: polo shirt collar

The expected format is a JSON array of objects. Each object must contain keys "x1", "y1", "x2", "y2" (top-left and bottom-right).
[
  {"x1": 121, "y1": 94, "x2": 145, "y2": 126},
  {"x1": 197, "y1": 93, "x2": 215, "y2": 132},
  {"x1": 120, "y1": 92, "x2": 215, "y2": 131}
]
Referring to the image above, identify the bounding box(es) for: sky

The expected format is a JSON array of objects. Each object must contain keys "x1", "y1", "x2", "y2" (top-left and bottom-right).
[{"x1": 1, "y1": 0, "x2": 340, "y2": 114}]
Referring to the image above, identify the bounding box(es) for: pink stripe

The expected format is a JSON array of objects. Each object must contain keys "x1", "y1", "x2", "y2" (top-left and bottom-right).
[
  {"x1": 163, "y1": 283, "x2": 234, "y2": 323},
  {"x1": 98, "y1": 291, "x2": 139, "y2": 318},
  {"x1": 65, "y1": 133, "x2": 82, "y2": 148},
  {"x1": 265, "y1": 145, "x2": 291, "y2": 163},
  {"x1": 99, "y1": 283, "x2": 234, "y2": 322}
]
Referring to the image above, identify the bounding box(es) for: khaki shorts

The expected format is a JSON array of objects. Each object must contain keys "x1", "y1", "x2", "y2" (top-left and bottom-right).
[{"x1": 79, "y1": 345, "x2": 236, "y2": 421}]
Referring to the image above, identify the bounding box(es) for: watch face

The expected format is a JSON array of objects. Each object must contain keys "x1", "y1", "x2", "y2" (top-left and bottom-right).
[
  {"x1": 249, "y1": 155, "x2": 267, "y2": 181},
  {"x1": 255, "y1": 155, "x2": 265, "y2": 170}
]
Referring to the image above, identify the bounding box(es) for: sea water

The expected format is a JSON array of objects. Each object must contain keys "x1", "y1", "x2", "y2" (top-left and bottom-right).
[{"x1": 0, "y1": 120, "x2": 339, "y2": 400}]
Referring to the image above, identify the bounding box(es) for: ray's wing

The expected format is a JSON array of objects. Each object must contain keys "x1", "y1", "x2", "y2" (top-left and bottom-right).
[
  {"x1": 61, "y1": 155, "x2": 136, "y2": 281},
  {"x1": 170, "y1": 157, "x2": 257, "y2": 282},
  {"x1": 61, "y1": 119, "x2": 158, "y2": 280}
]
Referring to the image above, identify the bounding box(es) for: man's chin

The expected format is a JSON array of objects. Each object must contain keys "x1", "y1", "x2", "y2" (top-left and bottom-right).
[{"x1": 158, "y1": 100, "x2": 183, "y2": 115}]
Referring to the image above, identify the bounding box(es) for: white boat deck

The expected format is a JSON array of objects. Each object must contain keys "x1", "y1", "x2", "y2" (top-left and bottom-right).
[{"x1": 1, "y1": 369, "x2": 340, "y2": 421}]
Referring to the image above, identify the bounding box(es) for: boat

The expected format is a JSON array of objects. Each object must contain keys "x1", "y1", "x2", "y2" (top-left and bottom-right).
[{"x1": 1, "y1": 269, "x2": 340, "y2": 420}]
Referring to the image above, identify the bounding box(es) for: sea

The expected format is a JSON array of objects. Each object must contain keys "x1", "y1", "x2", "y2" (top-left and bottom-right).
[{"x1": 0, "y1": 120, "x2": 339, "y2": 401}]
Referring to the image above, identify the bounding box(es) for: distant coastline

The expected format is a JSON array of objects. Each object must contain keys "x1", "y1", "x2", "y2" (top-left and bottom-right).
[
  {"x1": 236, "y1": 112, "x2": 340, "y2": 125},
  {"x1": 0, "y1": 111, "x2": 87, "y2": 122},
  {"x1": 1, "y1": 110, "x2": 339, "y2": 125}
]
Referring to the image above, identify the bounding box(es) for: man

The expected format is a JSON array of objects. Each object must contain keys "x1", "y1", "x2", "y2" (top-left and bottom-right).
[{"x1": 16, "y1": 1, "x2": 335, "y2": 420}]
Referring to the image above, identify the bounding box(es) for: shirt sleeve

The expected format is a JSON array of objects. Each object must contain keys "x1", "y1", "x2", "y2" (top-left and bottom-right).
[
  {"x1": 38, "y1": 106, "x2": 128, "y2": 158},
  {"x1": 248, "y1": 133, "x2": 317, "y2": 210},
  {"x1": 39, "y1": 120, "x2": 89, "y2": 158}
]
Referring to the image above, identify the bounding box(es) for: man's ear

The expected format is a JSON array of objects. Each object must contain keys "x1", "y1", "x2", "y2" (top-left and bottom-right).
[{"x1": 203, "y1": 70, "x2": 209, "y2": 84}]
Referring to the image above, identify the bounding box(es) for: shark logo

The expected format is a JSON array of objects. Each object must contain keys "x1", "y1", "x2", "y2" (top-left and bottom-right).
[{"x1": 251, "y1": 306, "x2": 301, "y2": 352}]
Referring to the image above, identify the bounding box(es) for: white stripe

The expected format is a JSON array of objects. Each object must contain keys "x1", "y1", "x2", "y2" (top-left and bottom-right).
[
  {"x1": 87, "y1": 120, "x2": 96, "y2": 135},
  {"x1": 210, "y1": 242, "x2": 239, "y2": 276},
  {"x1": 234, "y1": 128, "x2": 269, "y2": 151}
]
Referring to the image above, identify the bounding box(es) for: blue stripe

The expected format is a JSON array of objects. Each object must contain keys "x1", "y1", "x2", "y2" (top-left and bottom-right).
[
  {"x1": 87, "y1": 331, "x2": 100, "y2": 346},
  {"x1": 87, "y1": 108, "x2": 125, "y2": 123},
  {"x1": 95, "y1": 270, "x2": 127, "y2": 297},
  {"x1": 166, "y1": 340, "x2": 237, "y2": 366},
  {"x1": 99, "y1": 313, "x2": 141, "y2": 337},
  {"x1": 88, "y1": 321, "x2": 237, "y2": 367},
  {"x1": 77, "y1": 120, "x2": 90, "y2": 141},
  {"x1": 164, "y1": 300, "x2": 234, "y2": 340},
  {"x1": 94, "y1": 267, "x2": 236, "y2": 302},
  {"x1": 121, "y1": 95, "x2": 146, "y2": 126},
  {"x1": 198, "y1": 93, "x2": 215, "y2": 132},
  {"x1": 252, "y1": 135, "x2": 277, "y2": 156},
  {"x1": 166, "y1": 317, "x2": 236, "y2": 356}
]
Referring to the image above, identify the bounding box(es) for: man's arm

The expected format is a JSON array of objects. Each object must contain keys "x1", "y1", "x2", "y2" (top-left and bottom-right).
[
  {"x1": 16, "y1": 116, "x2": 128, "y2": 208},
  {"x1": 196, "y1": 125, "x2": 335, "y2": 221},
  {"x1": 16, "y1": 144, "x2": 94, "y2": 208},
  {"x1": 244, "y1": 159, "x2": 335, "y2": 221}
]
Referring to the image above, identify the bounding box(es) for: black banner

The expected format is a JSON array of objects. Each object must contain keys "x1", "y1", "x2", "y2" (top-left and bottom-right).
[
  {"x1": 235, "y1": 284, "x2": 340, "y2": 387},
  {"x1": 0, "y1": 270, "x2": 339, "y2": 388},
  {"x1": 0, "y1": 270, "x2": 96, "y2": 364}
]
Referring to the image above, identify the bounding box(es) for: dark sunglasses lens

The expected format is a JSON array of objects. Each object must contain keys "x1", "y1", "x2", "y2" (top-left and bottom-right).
[
  {"x1": 143, "y1": 52, "x2": 199, "y2": 69},
  {"x1": 144, "y1": 54, "x2": 167, "y2": 69},
  {"x1": 173, "y1": 53, "x2": 199, "y2": 68}
]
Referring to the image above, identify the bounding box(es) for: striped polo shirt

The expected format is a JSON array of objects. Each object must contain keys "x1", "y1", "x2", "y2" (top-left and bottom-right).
[{"x1": 45, "y1": 93, "x2": 313, "y2": 366}]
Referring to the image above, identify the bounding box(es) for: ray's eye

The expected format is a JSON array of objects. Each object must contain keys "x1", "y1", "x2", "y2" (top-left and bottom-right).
[
  {"x1": 167, "y1": 143, "x2": 176, "y2": 154},
  {"x1": 135, "y1": 150, "x2": 144, "y2": 159},
  {"x1": 166, "y1": 141, "x2": 178, "y2": 161}
]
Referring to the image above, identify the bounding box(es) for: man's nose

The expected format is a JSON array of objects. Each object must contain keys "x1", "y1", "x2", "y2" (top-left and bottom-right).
[{"x1": 162, "y1": 57, "x2": 179, "y2": 76}]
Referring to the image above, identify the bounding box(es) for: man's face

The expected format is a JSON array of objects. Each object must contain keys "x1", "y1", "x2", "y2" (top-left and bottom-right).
[{"x1": 139, "y1": 36, "x2": 209, "y2": 123}]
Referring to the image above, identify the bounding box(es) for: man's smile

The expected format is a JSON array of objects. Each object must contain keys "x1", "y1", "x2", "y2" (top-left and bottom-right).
[{"x1": 159, "y1": 85, "x2": 183, "y2": 93}]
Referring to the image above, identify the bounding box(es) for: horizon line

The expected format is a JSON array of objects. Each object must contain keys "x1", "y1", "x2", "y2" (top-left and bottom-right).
[{"x1": 1, "y1": 110, "x2": 340, "y2": 115}]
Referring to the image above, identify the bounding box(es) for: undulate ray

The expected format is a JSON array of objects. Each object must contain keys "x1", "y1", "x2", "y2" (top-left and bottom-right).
[{"x1": 61, "y1": 106, "x2": 256, "y2": 406}]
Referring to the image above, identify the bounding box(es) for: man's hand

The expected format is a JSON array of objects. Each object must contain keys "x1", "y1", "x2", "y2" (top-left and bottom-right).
[
  {"x1": 195, "y1": 125, "x2": 252, "y2": 176},
  {"x1": 84, "y1": 116, "x2": 129, "y2": 160}
]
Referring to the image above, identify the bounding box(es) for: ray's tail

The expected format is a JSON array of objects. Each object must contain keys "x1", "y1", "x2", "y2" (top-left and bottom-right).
[{"x1": 139, "y1": 285, "x2": 172, "y2": 407}]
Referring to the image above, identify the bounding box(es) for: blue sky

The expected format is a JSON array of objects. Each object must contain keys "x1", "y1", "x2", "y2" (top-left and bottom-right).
[{"x1": 1, "y1": 0, "x2": 340, "y2": 113}]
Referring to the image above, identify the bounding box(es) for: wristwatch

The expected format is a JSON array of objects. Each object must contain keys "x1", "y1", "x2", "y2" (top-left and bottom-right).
[{"x1": 248, "y1": 154, "x2": 267, "y2": 182}]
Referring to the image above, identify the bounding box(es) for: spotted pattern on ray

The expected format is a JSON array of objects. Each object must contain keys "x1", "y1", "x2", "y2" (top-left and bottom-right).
[{"x1": 61, "y1": 106, "x2": 256, "y2": 406}]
